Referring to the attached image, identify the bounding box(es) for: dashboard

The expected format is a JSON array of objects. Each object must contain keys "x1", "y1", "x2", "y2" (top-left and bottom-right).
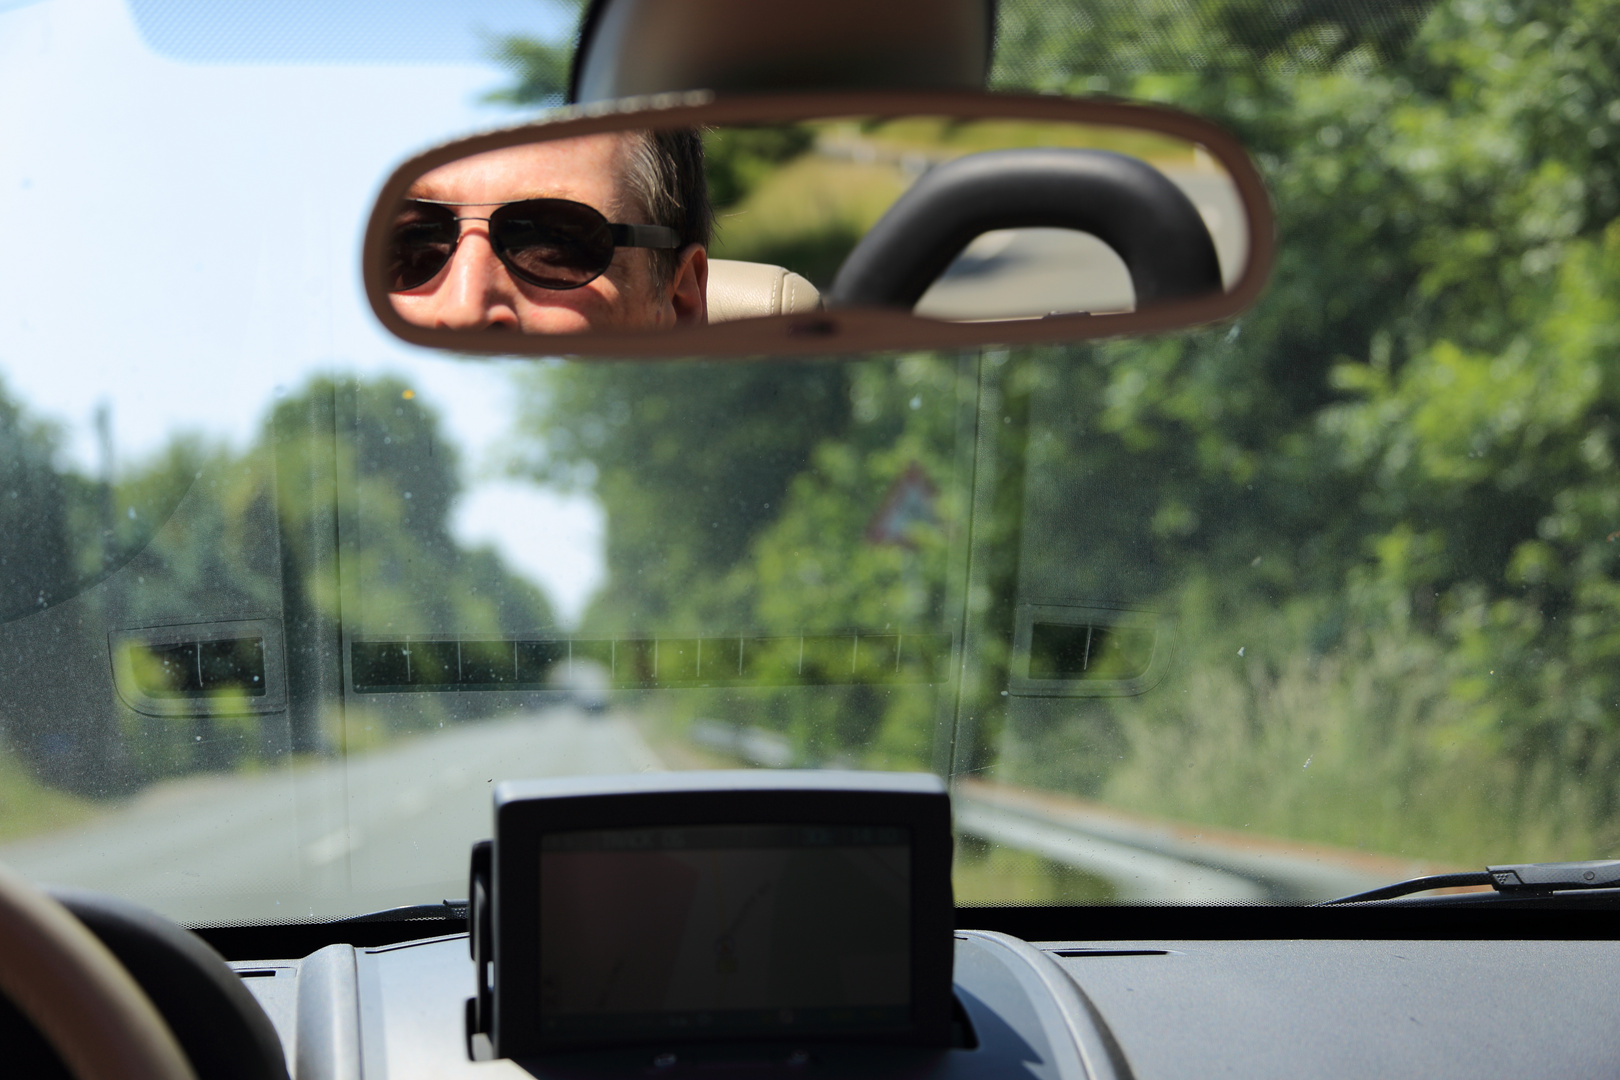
[
  {"x1": 11, "y1": 773, "x2": 1617, "y2": 1080},
  {"x1": 229, "y1": 925, "x2": 1620, "y2": 1079}
]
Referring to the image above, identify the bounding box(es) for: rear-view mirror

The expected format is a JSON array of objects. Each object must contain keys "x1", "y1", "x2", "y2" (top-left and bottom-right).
[{"x1": 363, "y1": 90, "x2": 1273, "y2": 357}]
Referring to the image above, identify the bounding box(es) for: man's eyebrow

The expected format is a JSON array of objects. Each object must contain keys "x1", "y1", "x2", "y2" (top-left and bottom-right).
[
  {"x1": 404, "y1": 180, "x2": 450, "y2": 201},
  {"x1": 403, "y1": 184, "x2": 588, "y2": 205}
]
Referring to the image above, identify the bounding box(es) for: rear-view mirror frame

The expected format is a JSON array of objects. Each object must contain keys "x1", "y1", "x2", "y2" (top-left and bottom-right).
[{"x1": 362, "y1": 89, "x2": 1275, "y2": 358}]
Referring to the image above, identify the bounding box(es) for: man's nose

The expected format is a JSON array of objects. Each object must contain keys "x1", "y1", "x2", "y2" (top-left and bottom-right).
[{"x1": 434, "y1": 230, "x2": 521, "y2": 331}]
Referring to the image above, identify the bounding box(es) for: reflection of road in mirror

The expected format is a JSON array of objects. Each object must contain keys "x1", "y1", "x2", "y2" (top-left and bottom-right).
[
  {"x1": 387, "y1": 134, "x2": 709, "y2": 334},
  {"x1": 371, "y1": 107, "x2": 1267, "y2": 348},
  {"x1": 916, "y1": 228, "x2": 1136, "y2": 320},
  {"x1": 914, "y1": 165, "x2": 1248, "y2": 322}
]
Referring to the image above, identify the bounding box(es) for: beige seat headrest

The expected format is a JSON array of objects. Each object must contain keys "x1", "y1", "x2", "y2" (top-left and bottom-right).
[{"x1": 705, "y1": 259, "x2": 822, "y2": 323}]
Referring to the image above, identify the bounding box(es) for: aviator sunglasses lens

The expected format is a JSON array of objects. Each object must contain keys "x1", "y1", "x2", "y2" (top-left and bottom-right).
[
  {"x1": 386, "y1": 199, "x2": 624, "y2": 293},
  {"x1": 489, "y1": 199, "x2": 617, "y2": 290},
  {"x1": 387, "y1": 202, "x2": 461, "y2": 291}
]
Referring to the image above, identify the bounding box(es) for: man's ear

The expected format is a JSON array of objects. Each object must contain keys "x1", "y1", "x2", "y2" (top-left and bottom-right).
[{"x1": 667, "y1": 244, "x2": 708, "y2": 326}]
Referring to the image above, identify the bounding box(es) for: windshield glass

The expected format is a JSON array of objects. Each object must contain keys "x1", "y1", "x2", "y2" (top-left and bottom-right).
[{"x1": 2, "y1": 0, "x2": 1613, "y2": 924}]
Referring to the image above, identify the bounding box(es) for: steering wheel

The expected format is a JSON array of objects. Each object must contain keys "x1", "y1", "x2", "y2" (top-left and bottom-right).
[{"x1": 0, "y1": 860, "x2": 195, "y2": 1080}]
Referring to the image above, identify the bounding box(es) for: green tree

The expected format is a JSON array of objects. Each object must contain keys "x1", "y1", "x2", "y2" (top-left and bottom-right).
[
  {"x1": 973, "y1": 0, "x2": 1620, "y2": 860},
  {"x1": 713, "y1": 356, "x2": 968, "y2": 769},
  {"x1": 512, "y1": 361, "x2": 853, "y2": 632},
  {"x1": 0, "y1": 376, "x2": 77, "y2": 622},
  {"x1": 108, "y1": 375, "x2": 559, "y2": 780},
  {"x1": 487, "y1": 0, "x2": 1620, "y2": 863},
  {"x1": 278, "y1": 375, "x2": 556, "y2": 679},
  {"x1": 482, "y1": 0, "x2": 587, "y2": 107}
]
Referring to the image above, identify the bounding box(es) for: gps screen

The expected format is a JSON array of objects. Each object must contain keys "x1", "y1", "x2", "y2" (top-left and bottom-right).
[{"x1": 537, "y1": 824, "x2": 911, "y2": 1038}]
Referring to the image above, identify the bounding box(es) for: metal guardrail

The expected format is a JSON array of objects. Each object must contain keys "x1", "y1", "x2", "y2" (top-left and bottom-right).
[
  {"x1": 954, "y1": 781, "x2": 1403, "y2": 903},
  {"x1": 682, "y1": 723, "x2": 1401, "y2": 903},
  {"x1": 954, "y1": 798, "x2": 1267, "y2": 902}
]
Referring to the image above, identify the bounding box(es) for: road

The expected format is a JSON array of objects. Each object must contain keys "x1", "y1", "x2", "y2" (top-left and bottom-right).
[
  {"x1": 5, "y1": 710, "x2": 1406, "y2": 925},
  {"x1": 913, "y1": 169, "x2": 1249, "y2": 321},
  {"x1": 1, "y1": 706, "x2": 661, "y2": 927}
]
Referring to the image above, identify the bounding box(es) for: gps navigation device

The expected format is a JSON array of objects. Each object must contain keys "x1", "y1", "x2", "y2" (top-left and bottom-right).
[{"x1": 471, "y1": 771, "x2": 954, "y2": 1058}]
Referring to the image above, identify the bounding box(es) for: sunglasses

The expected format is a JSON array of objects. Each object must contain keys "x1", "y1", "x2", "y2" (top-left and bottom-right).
[{"x1": 387, "y1": 198, "x2": 681, "y2": 292}]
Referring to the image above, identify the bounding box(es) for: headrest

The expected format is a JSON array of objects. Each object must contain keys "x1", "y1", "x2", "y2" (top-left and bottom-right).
[{"x1": 705, "y1": 259, "x2": 822, "y2": 323}]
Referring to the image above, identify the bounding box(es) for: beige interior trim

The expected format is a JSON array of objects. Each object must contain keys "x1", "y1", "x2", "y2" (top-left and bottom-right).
[
  {"x1": 706, "y1": 259, "x2": 823, "y2": 323},
  {"x1": 0, "y1": 859, "x2": 195, "y2": 1080}
]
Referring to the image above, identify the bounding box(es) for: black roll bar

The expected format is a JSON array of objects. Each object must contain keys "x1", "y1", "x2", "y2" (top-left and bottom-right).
[{"x1": 828, "y1": 147, "x2": 1223, "y2": 310}]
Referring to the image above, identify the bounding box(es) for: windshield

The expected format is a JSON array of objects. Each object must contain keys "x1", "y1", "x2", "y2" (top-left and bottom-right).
[{"x1": 2, "y1": 0, "x2": 1613, "y2": 924}]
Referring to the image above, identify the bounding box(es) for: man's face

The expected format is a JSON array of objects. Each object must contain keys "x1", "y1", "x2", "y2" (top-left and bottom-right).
[{"x1": 389, "y1": 134, "x2": 706, "y2": 334}]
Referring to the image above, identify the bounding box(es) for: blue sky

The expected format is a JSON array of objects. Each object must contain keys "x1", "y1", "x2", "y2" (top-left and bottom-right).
[
  {"x1": 124, "y1": 0, "x2": 574, "y2": 64},
  {"x1": 0, "y1": 0, "x2": 603, "y2": 622}
]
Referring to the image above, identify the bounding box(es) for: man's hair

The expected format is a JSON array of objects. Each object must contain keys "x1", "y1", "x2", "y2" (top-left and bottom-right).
[{"x1": 622, "y1": 128, "x2": 711, "y2": 286}]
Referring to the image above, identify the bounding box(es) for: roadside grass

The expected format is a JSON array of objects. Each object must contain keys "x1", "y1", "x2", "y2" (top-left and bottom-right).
[
  {"x1": 952, "y1": 832, "x2": 1118, "y2": 904},
  {"x1": 708, "y1": 120, "x2": 1213, "y2": 291},
  {"x1": 997, "y1": 578, "x2": 1620, "y2": 869},
  {"x1": 0, "y1": 751, "x2": 101, "y2": 844},
  {"x1": 709, "y1": 157, "x2": 910, "y2": 287},
  {"x1": 845, "y1": 117, "x2": 1201, "y2": 167},
  {"x1": 329, "y1": 703, "x2": 400, "y2": 754}
]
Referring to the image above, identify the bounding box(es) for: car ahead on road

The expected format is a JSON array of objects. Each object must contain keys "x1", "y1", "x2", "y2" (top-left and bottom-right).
[
  {"x1": 3, "y1": 0, "x2": 1620, "y2": 1077},
  {"x1": 555, "y1": 659, "x2": 611, "y2": 715}
]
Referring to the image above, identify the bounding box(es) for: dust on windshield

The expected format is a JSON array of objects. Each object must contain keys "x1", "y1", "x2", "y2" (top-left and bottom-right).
[{"x1": 2, "y1": 0, "x2": 1618, "y2": 923}]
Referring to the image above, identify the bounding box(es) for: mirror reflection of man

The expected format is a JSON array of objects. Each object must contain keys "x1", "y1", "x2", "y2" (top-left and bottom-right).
[{"x1": 388, "y1": 130, "x2": 710, "y2": 333}]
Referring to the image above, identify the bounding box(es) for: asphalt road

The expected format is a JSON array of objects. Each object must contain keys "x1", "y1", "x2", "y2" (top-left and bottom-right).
[
  {"x1": 1, "y1": 706, "x2": 661, "y2": 927},
  {"x1": 913, "y1": 168, "x2": 1249, "y2": 321},
  {"x1": 4, "y1": 709, "x2": 1399, "y2": 925}
]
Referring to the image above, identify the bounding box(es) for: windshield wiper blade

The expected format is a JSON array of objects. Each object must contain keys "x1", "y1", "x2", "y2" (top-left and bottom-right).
[
  {"x1": 332, "y1": 900, "x2": 469, "y2": 924},
  {"x1": 1321, "y1": 860, "x2": 1620, "y2": 905},
  {"x1": 1320, "y1": 871, "x2": 1493, "y2": 904},
  {"x1": 1484, "y1": 860, "x2": 1620, "y2": 892}
]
